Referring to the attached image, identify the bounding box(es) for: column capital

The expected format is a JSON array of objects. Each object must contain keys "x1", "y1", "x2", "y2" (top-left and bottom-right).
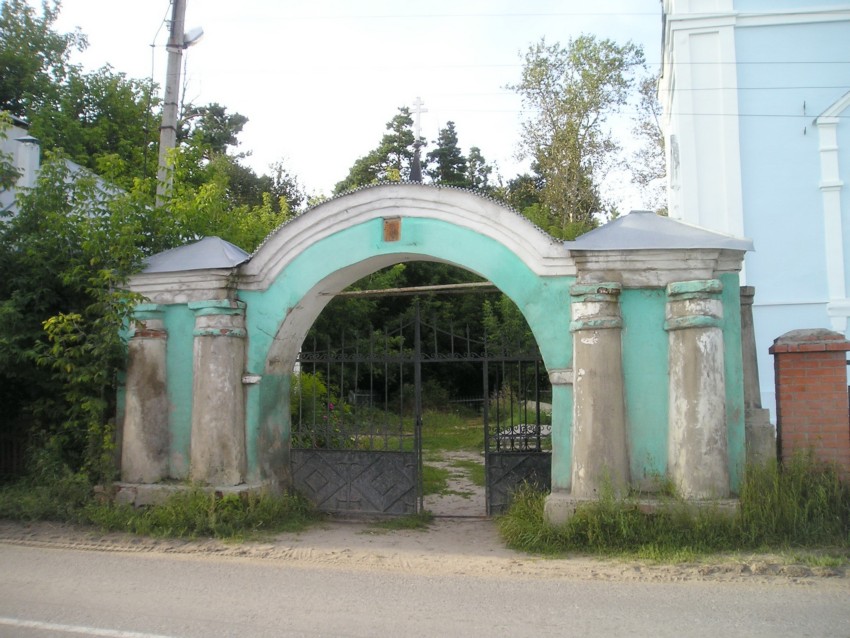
[
  {"x1": 130, "y1": 304, "x2": 166, "y2": 338},
  {"x1": 666, "y1": 279, "x2": 722, "y2": 299},
  {"x1": 570, "y1": 282, "x2": 623, "y2": 332},
  {"x1": 569, "y1": 282, "x2": 621, "y2": 301},
  {"x1": 739, "y1": 285, "x2": 755, "y2": 307},
  {"x1": 665, "y1": 279, "x2": 723, "y2": 332},
  {"x1": 188, "y1": 299, "x2": 246, "y2": 316},
  {"x1": 548, "y1": 368, "x2": 573, "y2": 386},
  {"x1": 191, "y1": 300, "x2": 246, "y2": 338}
]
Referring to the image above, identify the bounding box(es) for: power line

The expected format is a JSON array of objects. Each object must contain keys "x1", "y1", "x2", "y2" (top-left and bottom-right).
[{"x1": 243, "y1": 12, "x2": 662, "y2": 21}]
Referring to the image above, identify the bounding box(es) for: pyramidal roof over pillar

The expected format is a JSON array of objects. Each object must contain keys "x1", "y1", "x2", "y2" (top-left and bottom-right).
[
  {"x1": 564, "y1": 210, "x2": 754, "y2": 252},
  {"x1": 143, "y1": 236, "x2": 250, "y2": 273}
]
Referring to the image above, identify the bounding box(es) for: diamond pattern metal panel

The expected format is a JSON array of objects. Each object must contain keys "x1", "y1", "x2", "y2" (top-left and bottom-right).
[
  {"x1": 486, "y1": 451, "x2": 551, "y2": 515},
  {"x1": 292, "y1": 449, "x2": 417, "y2": 515}
]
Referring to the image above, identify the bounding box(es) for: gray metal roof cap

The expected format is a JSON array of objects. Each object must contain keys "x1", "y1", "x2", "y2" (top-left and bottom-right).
[
  {"x1": 143, "y1": 236, "x2": 250, "y2": 273},
  {"x1": 563, "y1": 210, "x2": 754, "y2": 252}
]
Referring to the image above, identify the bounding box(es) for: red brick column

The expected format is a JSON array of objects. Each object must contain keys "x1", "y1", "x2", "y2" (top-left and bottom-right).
[{"x1": 770, "y1": 329, "x2": 850, "y2": 472}]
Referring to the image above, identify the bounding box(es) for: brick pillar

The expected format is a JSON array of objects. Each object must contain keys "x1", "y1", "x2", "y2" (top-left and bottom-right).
[{"x1": 770, "y1": 329, "x2": 850, "y2": 472}]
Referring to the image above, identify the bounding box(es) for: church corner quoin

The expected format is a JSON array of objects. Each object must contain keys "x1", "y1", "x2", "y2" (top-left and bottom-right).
[{"x1": 120, "y1": 184, "x2": 752, "y2": 520}]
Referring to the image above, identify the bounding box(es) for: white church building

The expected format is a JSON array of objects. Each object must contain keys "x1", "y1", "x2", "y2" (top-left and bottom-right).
[{"x1": 660, "y1": 0, "x2": 850, "y2": 415}]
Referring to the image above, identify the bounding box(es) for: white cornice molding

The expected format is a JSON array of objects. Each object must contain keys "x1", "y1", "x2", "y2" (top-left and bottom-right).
[
  {"x1": 666, "y1": 8, "x2": 850, "y2": 30},
  {"x1": 569, "y1": 248, "x2": 745, "y2": 288},
  {"x1": 239, "y1": 184, "x2": 576, "y2": 291},
  {"x1": 128, "y1": 270, "x2": 236, "y2": 304},
  {"x1": 817, "y1": 90, "x2": 850, "y2": 122}
]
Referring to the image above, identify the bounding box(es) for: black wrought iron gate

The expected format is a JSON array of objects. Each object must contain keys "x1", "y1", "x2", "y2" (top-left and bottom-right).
[
  {"x1": 291, "y1": 305, "x2": 551, "y2": 516},
  {"x1": 483, "y1": 357, "x2": 552, "y2": 514}
]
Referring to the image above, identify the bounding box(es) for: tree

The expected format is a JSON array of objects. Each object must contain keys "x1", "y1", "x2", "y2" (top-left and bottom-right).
[
  {"x1": 466, "y1": 146, "x2": 493, "y2": 192},
  {"x1": 0, "y1": 114, "x2": 20, "y2": 192},
  {"x1": 0, "y1": 0, "x2": 86, "y2": 116},
  {"x1": 180, "y1": 102, "x2": 248, "y2": 159},
  {"x1": 29, "y1": 66, "x2": 159, "y2": 189},
  {"x1": 0, "y1": 0, "x2": 308, "y2": 484},
  {"x1": 426, "y1": 121, "x2": 467, "y2": 186},
  {"x1": 334, "y1": 107, "x2": 417, "y2": 193},
  {"x1": 0, "y1": 157, "x2": 154, "y2": 479},
  {"x1": 510, "y1": 35, "x2": 644, "y2": 239},
  {"x1": 631, "y1": 72, "x2": 666, "y2": 214}
]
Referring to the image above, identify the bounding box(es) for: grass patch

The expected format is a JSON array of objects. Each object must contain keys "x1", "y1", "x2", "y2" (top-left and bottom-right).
[
  {"x1": 86, "y1": 489, "x2": 316, "y2": 540},
  {"x1": 0, "y1": 473, "x2": 317, "y2": 541},
  {"x1": 499, "y1": 455, "x2": 850, "y2": 560},
  {"x1": 422, "y1": 410, "x2": 483, "y2": 453},
  {"x1": 368, "y1": 510, "x2": 434, "y2": 532},
  {"x1": 423, "y1": 464, "x2": 451, "y2": 496},
  {"x1": 451, "y1": 459, "x2": 485, "y2": 487},
  {"x1": 0, "y1": 474, "x2": 93, "y2": 522},
  {"x1": 789, "y1": 550, "x2": 850, "y2": 568}
]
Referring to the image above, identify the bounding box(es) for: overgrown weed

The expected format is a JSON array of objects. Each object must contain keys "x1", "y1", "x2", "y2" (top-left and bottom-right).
[
  {"x1": 499, "y1": 454, "x2": 850, "y2": 561},
  {"x1": 0, "y1": 471, "x2": 316, "y2": 541},
  {"x1": 85, "y1": 489, "x2": 316, "y2": 540}
]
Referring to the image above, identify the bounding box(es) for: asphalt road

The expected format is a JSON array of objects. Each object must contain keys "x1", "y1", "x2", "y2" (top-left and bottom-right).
[{"x1": 1, "y1": 543, "x2": 848, "y2": 638}]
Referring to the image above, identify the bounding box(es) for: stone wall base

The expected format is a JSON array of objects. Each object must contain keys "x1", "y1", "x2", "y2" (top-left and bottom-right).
[
  {"x1": 109, "y1": 482, "x2": 268, "y2": 508},
  {"x1": 745, "y1": 407, "x2": 776, "y2": 466},
  {"x1": 544, "y1": 491, "x2": 740, "y2": 526}
]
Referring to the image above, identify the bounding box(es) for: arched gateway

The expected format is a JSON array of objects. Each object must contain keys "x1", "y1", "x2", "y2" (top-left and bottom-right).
[{"x1": 121, "y1": 183, "x2": 753, "y2": 521}]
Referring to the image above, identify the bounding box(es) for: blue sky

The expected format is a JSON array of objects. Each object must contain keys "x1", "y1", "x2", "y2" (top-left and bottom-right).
[{"x1": 55, "y1": 0, "x2": 663, "y2": 206}]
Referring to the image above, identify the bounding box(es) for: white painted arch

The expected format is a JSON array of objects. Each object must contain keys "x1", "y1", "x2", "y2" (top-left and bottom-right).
[
  {"x1": 241, "y1": 183, "x2": 575, "y2": 288},
  {"x1": 239, "y1": 183, "x2": 577, "y2": 378}
]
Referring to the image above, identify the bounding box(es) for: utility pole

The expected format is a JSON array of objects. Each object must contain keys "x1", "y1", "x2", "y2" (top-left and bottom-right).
[{"x1": 156, "y1": 0, "x2": 187, "y2": 207}]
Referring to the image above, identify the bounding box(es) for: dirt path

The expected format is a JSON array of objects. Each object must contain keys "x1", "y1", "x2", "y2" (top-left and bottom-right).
[
  {"x1": 423, "y1": 450, "x2": 486, "y2": 517},
  {"x1": 0, "y1": 504, "x2": 847, "y2": 586}
]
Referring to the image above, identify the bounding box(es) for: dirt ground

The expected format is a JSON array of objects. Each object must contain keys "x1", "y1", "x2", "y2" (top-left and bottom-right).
[{"x1": 0, "y1": 453, "x2": 846, "y2": 586}]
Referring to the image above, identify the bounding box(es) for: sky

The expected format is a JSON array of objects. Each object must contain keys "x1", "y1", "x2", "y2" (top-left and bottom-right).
[{"x1": 53, "y1": 0, "x2": 664, "y2": 207}]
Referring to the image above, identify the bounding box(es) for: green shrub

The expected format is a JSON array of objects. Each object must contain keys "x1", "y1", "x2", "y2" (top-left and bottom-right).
[
  {"x1": 500, "y1": 454, "x2": 850, "y2": 559},
  {"x1": 86, "y1": 489, "x2": 315, "y2": 540}
]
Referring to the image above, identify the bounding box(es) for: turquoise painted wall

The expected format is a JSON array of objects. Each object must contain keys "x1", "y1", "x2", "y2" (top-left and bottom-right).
[
  {"x1": 550, "y1": 383, "x2": 573, "y2": 492},
  {"x1": 620, "y1": 288, "x2": 670, "y2": 487},
  {"x1": 143, "y1": 213, "x2": 747, "y2": 496},
  {"x1": 241, "y1": 218, "x2": 573, "y2": 373},
  {"x1": 721, "y1": 273, "x2": 746, "y2": 492},
  {"x1": 163, "y1": 304, "x2": 195, "y2": 478},
  {"x1": 238, "y1": 216, "x2": 575, "y2": 484}
]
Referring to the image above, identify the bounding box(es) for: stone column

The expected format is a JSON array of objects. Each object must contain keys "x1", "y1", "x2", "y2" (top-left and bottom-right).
[
  {"x1": 665, "y1": 280, "x2": 729, "y2": 499},
  {"x1": 569, "y1": 282, "x2": 629, "y2": 499},
  {"x1": 189, "y1": 300, "x2": 247, "y2": 486},
  {"x1": 740, "y1": 286, "x2": 775, "y2": 464},
  {"x1": 122, "y1": 304, "x2": 169, "y2": 483}
]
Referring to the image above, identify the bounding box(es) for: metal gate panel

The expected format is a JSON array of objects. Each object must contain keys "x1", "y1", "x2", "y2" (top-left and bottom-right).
[
  {"x1": 294, "y1": 303, "x2": 551, "y2": 517},
  {"x1": 483, "y1": 359, "x2": 552, "y2": 515},
  {"x1": 485, "y1": 451, "x2": 551, "y2": 515},
  {"x1": 291, "y1": 449, "x2": 417, "y2": 515}
]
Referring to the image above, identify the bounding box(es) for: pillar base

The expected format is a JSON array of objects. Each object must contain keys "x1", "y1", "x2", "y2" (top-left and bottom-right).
[
  {"x1": 544, "y1": 490, "x2": 740, "y2": 525},
  {"x1": 745, "y1": 407, "x2": 776, "y2": 466},
  {"x1": 543, "y1": 491, "x2": 584, "y2": 525},
  {"x1": 109, "y1": 482, "x2": 269, "y2": 508}
]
